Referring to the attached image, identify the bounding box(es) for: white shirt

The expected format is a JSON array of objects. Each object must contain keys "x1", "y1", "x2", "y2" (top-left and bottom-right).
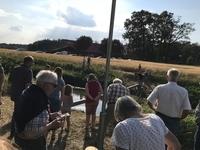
[
  {"x1": 147, "y1": 82, "x2": 191, "y2": 118},
  {"x1": 112, "y1": 114, "x2": 168, "y2": 150}
]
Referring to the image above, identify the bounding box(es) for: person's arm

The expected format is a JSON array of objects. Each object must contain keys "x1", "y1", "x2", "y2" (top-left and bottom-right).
[
  {"x1": 165, "y1": 131, "x2": 181, "y2": 150},
  {"x1": 181, "y1": 110, "x2": 190, "y2": 119},
  {"x1": 95, "y1": 82, "x2": 103, "y2": 101},
  {"x1": 181, "y1": 91, "x2": 191, "y2": 119},
  {"x1": 147, "y1": 101, "x2": 156, "y2": 111},
  {"x1": 195, "y1": 103, "x2": 200, "y2": 125},
  {"x1": 147, "y1": 86, "x2": 159, "y2": 111},
  {"x1": 112, "y1": 123, "x2": 129, "y2": 150},
  {"x1": 85, "y1": 83, "x2": 93, "y2": 100},
  {"x1": 60, "y1": 86, "x2": 65, "y2": 100},
  {"x1": 35, "y1": 117, "x2": 63, "y2": 137},
  {"x1": 49, "y1": 112, "x2": 62, "y2": 120},
  {"x1": 24, "y1": 69, "x2": 33, "y2": 88}
]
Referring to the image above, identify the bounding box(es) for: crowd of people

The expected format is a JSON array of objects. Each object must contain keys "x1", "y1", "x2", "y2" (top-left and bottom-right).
[{"x1": 0, "y1": 55, "x2": 199, "y2": 150}]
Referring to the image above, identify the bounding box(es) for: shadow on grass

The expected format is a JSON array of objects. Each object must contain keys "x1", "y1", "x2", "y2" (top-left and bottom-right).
[
  {"x1": 48, "y1": 129, "x2": 69, "y2": 150},
  {"x1": 0, "y1": 122, "x2": 11, "y2": 136},
  {"x1": 83, "y1": 128, "x2": 98, "y2": 150}
]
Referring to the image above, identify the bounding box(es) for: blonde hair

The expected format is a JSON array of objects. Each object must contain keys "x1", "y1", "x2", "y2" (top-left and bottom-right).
[
  {"x1": 0, "y1": 138, "x2": 17, "y2": 150},
  {"x1": 114, "y1": 96, "x2": 142, "y2": 122}
]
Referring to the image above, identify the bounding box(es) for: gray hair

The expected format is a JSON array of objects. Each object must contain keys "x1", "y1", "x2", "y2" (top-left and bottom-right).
[
  {"x1": 167, "y1": 68, "x2": 180, "y2": 82},
  {"x1": 36, "y1": 70, "x2": 58, "y2": 86},
  {"x1": 114, "y1": 96, "x2": 142, "y2": 122}
]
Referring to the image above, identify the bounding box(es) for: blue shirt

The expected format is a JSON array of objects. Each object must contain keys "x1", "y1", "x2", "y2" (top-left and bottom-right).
[{"x1": 50, "y1": 77, "x2": 65, "y2": 100}]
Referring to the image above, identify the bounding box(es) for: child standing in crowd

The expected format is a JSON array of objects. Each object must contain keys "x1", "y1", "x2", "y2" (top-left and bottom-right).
[{"x1": 61, "y1": 84, "x2": 73, "y2": 131}]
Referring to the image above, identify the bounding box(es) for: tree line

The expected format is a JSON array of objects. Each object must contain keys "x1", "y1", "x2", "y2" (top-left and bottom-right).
[{"x1": 1, "y1": 10, "x2": 200, "y2": 65}]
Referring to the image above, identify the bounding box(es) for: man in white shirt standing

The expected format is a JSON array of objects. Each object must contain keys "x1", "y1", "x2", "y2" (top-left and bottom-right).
[{"x1": 147, "y1": 68, "x2": 191, "y2": 136}]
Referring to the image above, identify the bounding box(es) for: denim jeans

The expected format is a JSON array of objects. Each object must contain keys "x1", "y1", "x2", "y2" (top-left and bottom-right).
[{"x1": 194, "y1": 125, "x2": 200, "y2": 150}]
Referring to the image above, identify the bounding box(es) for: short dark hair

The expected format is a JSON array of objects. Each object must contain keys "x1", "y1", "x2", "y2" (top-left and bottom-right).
[{"x1": 23, "y1": 56, "x2": 34, "y2": 64}]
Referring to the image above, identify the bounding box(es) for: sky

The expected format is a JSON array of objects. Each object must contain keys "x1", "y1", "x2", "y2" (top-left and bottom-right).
[{"x1": 0, "y1": 0, "x2": 200, "y2": 44}]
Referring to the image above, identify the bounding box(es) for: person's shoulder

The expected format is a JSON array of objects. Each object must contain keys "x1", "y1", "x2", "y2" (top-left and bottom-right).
[
  {"x1": 147, "y1": 113, "x2": 159, "y2": 119},
  {"x1": 154, "y1": 84, "x2": 168, "y2": 90},
  {"x1": 177, "y1": 84, "x2": 188, "y2": 92},
  {"x1": 108, "y1": 83, "x2": 115, "y2": 88},
  {"x1": 115, "y1": 120, "x2": 127, "y2": 129},
  {"x1": 147, "y1": 114, "x2": 164, "y2": 123},
  {"x1": 157, "y1": 83, "x2": 167, "y2": 87}
]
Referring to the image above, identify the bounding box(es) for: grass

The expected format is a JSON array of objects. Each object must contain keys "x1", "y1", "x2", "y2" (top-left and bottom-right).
[
  {"x1": 0, "y1": 48, "x2": 198, "y2": 149},
  {"x1": 1, "y1": 48, "x2": 200, "y2": 77}
]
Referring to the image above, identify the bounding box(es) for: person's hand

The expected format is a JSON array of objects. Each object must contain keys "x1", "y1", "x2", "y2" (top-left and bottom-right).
[
  {"x1": 50, "y1": 112, "x2": 62, "y2": 120},
  {"x1": 49, "y1": 118, "x2": 63, "y2": 130}
]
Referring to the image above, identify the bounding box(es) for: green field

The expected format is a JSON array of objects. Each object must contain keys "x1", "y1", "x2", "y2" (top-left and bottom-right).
[{"x1": 0, "y1": 48, "x2": 198, "y2": 149}]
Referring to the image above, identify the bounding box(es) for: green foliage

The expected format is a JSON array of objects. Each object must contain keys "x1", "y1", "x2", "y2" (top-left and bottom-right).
[
  {"x1": 179, "y1": 115, "x2": 196, "y2": 150},
  {"x1": 100, "y1": 38, "x2": 125, "y2": 57},
  {"x1": 0, "y1": 50, "x2": 198, "y2": 149},
  {"x1": 0, "y1": 52, "x2": 125, "y2": 91},
  {"x1": 124, "y1": 10, "x2": 195, "y2": 61},
  {"x1": 76, "y1": 36, "x2": 93, "y2": 53}
]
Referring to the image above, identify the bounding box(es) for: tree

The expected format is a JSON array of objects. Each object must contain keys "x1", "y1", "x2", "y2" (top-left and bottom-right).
[
  {"x1": 123, "y1": 10, "x2": 195, "y2": 61},
  {"x1": 100, "y1": 38, "x2": 124, "y2": 57},
  {"x1": 76, "y1": 36, "x2": 93, "y2": 54}
]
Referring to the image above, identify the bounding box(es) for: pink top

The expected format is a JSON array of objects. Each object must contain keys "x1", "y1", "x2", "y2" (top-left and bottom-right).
[{"x1": 86, "y1": 80, "x2": 101, "y2": 103}]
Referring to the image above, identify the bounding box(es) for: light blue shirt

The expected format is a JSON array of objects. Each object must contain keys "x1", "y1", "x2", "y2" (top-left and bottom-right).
[{"x1": 50, "y1": 77, "x2": 65, "y2": 100}]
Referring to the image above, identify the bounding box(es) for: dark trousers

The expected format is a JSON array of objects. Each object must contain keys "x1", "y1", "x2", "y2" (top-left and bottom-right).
[
  {"x1": 104, "y1": 104, "x2": 116, "y2": 134},
  {"x1": 194, "y1": 125, "x2": 200, "y2": 150},
  {"x1": 15, "y1": 135, "x2": 46, "y2": 150},
  {"x1": 156, "y1": 112, "x2": 181, "y2": 136}
]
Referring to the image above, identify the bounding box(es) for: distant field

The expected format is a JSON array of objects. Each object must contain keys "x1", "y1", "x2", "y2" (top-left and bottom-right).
[{"x1": 1, "y1": 48, "x2": 200, "y2": 76}]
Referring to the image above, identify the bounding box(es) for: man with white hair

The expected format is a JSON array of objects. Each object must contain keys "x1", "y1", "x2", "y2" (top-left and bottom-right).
[
  {"x1": 104, "y1": 78, "x2": 130, "y2": 134},
  {"x1": 14, "y1": 70, "x2": 64, "y2": 150},
  {"x1": 147, "y1": 68, "x2": 191, "y2": 136}
]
